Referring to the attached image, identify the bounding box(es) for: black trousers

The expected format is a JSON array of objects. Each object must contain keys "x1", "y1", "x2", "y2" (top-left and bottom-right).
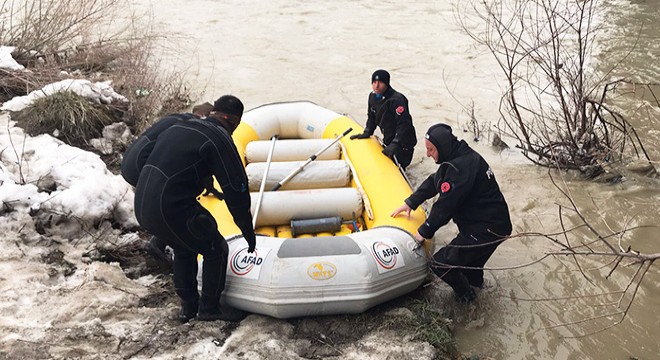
[
  {"x1": 140, "y1": 202, "x2": 229, "y2": 303},
  {"x1": 431, "y1": 228, "x2": 506, "y2": 298}
]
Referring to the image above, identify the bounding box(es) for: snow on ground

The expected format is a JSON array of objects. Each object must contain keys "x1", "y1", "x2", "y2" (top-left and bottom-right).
[{"x1": 0, "y1": 78, "x2": 128, "y2": 112}]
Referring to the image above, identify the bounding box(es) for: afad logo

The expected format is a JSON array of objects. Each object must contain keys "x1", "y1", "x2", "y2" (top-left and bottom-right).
[
  {"x1": 370, "y1": 241, "x2": 400, "y2": 269},
  {"x1": 230, "y1": 248, "x2": 264, "y2": 276},
  {"x1": 307, "y1": 262, "x2": 337, "y2": 281}
]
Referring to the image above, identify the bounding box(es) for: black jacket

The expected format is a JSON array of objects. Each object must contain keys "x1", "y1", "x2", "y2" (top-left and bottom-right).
[
  {"x1": 133, "y1": 118, "x2": 254, "y2": 241},
  {"x1": 405, "y1": 125, "x2": 511, "y2": 239},
  {"x1": 364, "y1": 87, "x2": 417, "y2": 149}
]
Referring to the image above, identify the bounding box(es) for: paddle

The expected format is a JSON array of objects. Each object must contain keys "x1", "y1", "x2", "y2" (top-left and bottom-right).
[
  {"x1": 252, "y1": 135, "x2": 278, "y2": 228},
  {"x1": 270, "y1": 127, "x2": 352, "y2": 191}
]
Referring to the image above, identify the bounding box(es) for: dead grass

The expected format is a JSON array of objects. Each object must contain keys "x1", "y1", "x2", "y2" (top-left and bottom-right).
[
  {"x1": 12, "y1": 91, "x2": 117, "y2": 147},
  {"x1": 288, "y1": 287, "x2": 458, "y2": 359}
]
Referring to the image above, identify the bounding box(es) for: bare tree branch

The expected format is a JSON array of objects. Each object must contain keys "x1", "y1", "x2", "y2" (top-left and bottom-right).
[{"x1": 457, "y1": 0, "x2": 656, "y2": 177}]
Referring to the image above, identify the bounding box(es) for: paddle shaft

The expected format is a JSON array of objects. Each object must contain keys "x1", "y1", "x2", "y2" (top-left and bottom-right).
[
  {"x1": 271, "y1": 127, "x2": 352, "y2": 191},
  {"x1": 252, "y1": 135, "x2": 278, "y2": 228},
  {"x1": 392, "y1": 154, "x2": 413, "y2": 188}
]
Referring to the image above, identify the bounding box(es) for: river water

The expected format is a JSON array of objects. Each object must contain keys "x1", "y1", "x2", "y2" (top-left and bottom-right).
[{"x1": 130, "y1": 0, "x2": 660, "y2": 358}]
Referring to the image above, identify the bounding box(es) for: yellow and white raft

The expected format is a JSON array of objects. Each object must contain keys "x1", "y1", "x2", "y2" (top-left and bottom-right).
[{"x1": 198, "y1": 101, "x2": 427, "y2": 319}]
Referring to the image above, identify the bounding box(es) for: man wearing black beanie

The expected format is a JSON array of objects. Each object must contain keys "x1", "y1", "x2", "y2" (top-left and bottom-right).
[
  {"x1": 210, "y1": 94, "x2": 244, "y2": 133},
  {"x1": 391, "y1": 123, "x2": 511, "y2": 304},
  {"x1": 131, "y1": 94, "x2": 256, "y2": 322},
  {"x1": 350, "y1": 69, "x2": 417, "y2": 170},
  {"x1": 121, "y1": 102, "x2": 224, "y2": 266}
]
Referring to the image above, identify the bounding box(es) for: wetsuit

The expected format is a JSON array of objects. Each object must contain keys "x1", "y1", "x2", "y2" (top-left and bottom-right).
[
  {"x1": 121, "y1": 113, "x2": 196, "y2": 187},
  {"x1": 133, "y1": 118, "x2": 255, "y2": 307},
  {"x1": 364, "y1": 86, "x2": 417, "y2": 169},
  {"x1": 405, "y1": 124, "x2": 511, "y2": 302}
]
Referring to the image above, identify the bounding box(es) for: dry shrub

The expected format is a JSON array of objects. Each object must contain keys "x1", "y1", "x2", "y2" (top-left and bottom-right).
[
  {"x1": 0, "y1": 0, "x2": 199, "y2": 137},
  {"x1": 0, "y1": 0, "x2": 129, "y2": 85},
  {"x1": 107, "y1": 35, "x2": 197, "y2": 133},
  {"x1": 457, "y1": 0, "x2": 654, "y2": 177},
  {"x1": 0, "y1": 67, "x2": 72, "y2": 103},
  {"x1": 1, "y1": 0, "x2": 124, "y2": 60},
  {"x1": 13, "y1": 91, "x2": 116, "y2": 147}
]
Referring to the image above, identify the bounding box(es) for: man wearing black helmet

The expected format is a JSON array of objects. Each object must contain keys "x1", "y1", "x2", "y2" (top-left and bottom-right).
[
  {"x1": 350, "y1": 69, "x2": 417, "y2": 170},
  {"x1": 391, "y1": 123, "x2": 511, "y2": 303},
  {"x1": 133, "y1": 95, "x2": 256, "y2": 322}
]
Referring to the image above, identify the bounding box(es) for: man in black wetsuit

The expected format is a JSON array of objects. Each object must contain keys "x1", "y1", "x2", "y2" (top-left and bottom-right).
[
  {"x1": 132, "y1": 95, "x2": 256, "y2": 322},
  {"x1": 391, "y1": 124, "x2": 512, "y2": 303},
  {"x1": 121, "y1": 102, "x2": 221, "y2": 265},
  {"x1": 349, "y1": 69, "x2": 417, "y2": 170}
]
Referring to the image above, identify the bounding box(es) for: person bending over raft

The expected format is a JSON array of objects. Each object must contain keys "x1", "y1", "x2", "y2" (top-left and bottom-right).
[
  {"x1": 121, "y1": 102, "x2": 223, "y2": 265},
  {"x1": 391, "y1": 124, "x2": 511, "y2": 304},
  {"x1": 133, "y1": 95, "x2": 256, "y2": 322}
]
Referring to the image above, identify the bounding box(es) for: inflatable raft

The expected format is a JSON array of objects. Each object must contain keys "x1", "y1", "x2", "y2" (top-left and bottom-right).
[{"x1": 198, "y1": 101, "x2": 427, "y2": 319}]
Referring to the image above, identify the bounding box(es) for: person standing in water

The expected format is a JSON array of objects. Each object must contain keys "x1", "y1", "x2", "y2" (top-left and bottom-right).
[{"x1": 391, "y1": 123, "x2": 511, "y2": 303}]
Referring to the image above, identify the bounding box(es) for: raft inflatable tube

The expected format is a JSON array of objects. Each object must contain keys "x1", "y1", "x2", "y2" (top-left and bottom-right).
[{"x1": 198, "y1": 101, "x2": 428, "y2": 319}]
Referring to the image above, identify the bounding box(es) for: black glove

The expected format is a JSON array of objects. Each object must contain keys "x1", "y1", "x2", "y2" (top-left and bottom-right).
[
  {"x1": 349, "y1": 132, "x2": 370, "y2": 140},
  {"x1": 382, "y1": 142, "x2": 399, "y2": 159},
  {"x1": 201, "y1": 177, "x2": 224, "y2": 200},
  {"x1": 202, "y1": 186, "x2": 224, "y2": 200},
  {"x1": 244, "y1": 230, "x2": 256, "y2": 253}
]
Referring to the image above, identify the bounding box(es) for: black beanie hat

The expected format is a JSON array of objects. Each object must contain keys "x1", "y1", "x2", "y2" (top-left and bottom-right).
[
  {"x1": 371, "y1": 69, "x2": 390, "y2": 86},
  {"x1": 211, "y1": 95, "x2": 244, "y2": 133},
  {"x1": 213, "y1": 95, "x2": 244, "y2": 119}
]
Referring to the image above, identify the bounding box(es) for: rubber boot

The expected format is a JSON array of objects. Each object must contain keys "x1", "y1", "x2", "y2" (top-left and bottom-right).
[
  {"x1": 469, "y1": 278, "x2": 484, "y2": 289},
  {"x1": 455, "y1": 287, "x2": 477, "y2": 304},
  {"x1": 197, "y1": 295, "x2": 246, "y2": 322},
  {"x1": 144, "y1": 236, "x2": 172, "y2": 266},
  {"x1": 178, "y1": 298, "x2": 199, "y2": 323}
]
